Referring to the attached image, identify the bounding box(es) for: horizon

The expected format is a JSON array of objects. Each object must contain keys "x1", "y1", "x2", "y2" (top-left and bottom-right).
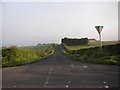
[
  {"x1": 2, "y1": 38, "x2": 119, "y2": 47},
  {"x1": 2, "y1": 2, "x2": 118, "y2": 46}
]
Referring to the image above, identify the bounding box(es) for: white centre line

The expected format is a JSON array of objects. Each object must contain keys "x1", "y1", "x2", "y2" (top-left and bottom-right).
[
  {"x1": 105, "y1": 85, "x2": 109, "y2": 88},
  {"x1": 83, "y1": 66, "x2": 88, "y2": 68},
  {"x1": 68, "y1": 81, "x2": 71, "y2": 84},
  {"x1": 43, "y1": 67, "x2": 53, "y2": 87},
  {"x1": 13, "y1": 86, "x2": 16, "y2": 88},
  {"x1": 104, "y1": 81, "x2": 107, "y2": 84},
  {"x1": 45, "y1": 82, "x2": 48, "y2": 85},
  {"x1": 71, "y1": 64, "x2": 74, "y2": 68},
  {"x1": 66, "y1": 85, "x2": 69, "y2": 88}
]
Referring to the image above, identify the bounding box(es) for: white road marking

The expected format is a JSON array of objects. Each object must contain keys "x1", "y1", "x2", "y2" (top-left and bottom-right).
[
  {"x1": 83, "y1": 66, "x2": 88, "y2": 68},
  {"x1": 13, "y1": 86, "x2": 16, "y2": 87},
  {"x1": 104, "y1": 81, "x2": 107, "y2": 84},
  {"x1": 43, "y1": 67, "x2": 53, "y2": 87},
  {"x1": 45, "y1": 82, "x2": 48, "y2": 85},
  {"x1": 105, "y1": 86, "x2": 109, "y2": 88},
  {"x1": 68, "y1": 81, "x2": 71, "y2": 84},
  {"x1": 71, "y1": 64, "x2": 74, "y2": 68},
  {"x1": 66, "y1": 85, "x2": 69, "y2": 87}
]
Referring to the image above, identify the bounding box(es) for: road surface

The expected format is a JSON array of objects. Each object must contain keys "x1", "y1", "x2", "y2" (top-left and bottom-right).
[{"x1": 2, "y1": 45, "x2": 118, "y2": 88}]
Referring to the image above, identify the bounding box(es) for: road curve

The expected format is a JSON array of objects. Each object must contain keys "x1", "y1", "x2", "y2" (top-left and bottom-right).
[{"x1": 2, "y1": 45, "x2": 118, "y2": 88}]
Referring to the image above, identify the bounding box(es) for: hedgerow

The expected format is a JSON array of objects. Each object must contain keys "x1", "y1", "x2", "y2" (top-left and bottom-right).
[
  {"x1": 62, "y1": 43, "x2": 120, "y2": 65},
  {"x1": 2, "y1": 44, "x2": 55, "y2": 67}
]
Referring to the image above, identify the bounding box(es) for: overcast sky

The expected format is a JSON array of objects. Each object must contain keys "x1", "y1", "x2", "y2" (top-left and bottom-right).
[{"x1": 2, "y1": 2, "x2": 118, "y2": 46}]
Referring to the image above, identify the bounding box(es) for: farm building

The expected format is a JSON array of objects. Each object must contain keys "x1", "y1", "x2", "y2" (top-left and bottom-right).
[{"x1": 89, "y1": 39, "x2": 97, "y2": 42}]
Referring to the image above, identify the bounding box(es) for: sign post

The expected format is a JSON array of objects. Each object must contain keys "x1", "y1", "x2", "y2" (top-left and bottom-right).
[{"x1": 95, "y1": 26, "x2": 103, "y2": 51}]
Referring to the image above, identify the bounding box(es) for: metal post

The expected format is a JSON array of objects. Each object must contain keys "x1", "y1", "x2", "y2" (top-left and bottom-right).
[
  {"x1": 99, "y1": 33, "x2": 102, "y2": 52},
  {"x1": 95, "y1": 26, "x2": 103, "y2": 52}
]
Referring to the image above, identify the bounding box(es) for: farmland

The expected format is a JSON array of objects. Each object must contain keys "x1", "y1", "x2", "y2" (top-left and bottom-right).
[
  {"x1": 67, "y1": 41, "x2": 119, "y2": 50},
  {"x1": 18, "y1": 44, "x2": 50, "y2": 52},
  {"x1": 62, "y1": 41, "x2": 120, "y2": 65},
  {"x1": 2, "y1": 44, "x2": 55, "y2": 67}
]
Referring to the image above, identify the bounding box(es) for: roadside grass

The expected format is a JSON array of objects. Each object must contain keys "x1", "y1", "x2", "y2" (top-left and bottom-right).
[
  {"x1": 2, "y1": 51, "x2": 54, "y2": 67},
  {"x1": 64, "y1": 53, "x2": 119, "y2": 65},
  {"x1": 2, "y1": 56, "x2": 43, "y2": 67},
  {"x1": 62, "y1": 42, "x2": 120, "y2": 65},
  {"x1": 2, "y1": 44, "x2": 55, "y2": 67}
]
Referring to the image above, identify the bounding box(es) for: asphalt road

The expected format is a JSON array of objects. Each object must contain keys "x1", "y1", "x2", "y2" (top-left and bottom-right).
[{"x1": 2, "y1": 45, "x2": 118, "y2": 88}]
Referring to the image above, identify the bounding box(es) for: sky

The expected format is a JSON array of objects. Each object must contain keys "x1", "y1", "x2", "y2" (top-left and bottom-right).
[{"x1": 1, "y1": 1, "x2": 118, "y2": 46}]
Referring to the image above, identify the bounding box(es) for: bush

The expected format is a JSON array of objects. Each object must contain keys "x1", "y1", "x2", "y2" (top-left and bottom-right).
[
  {"x1": 62, "y1": 43, "x2": 120, "y2": 65},
  {"x1": 46, "y1": 44, "x2": 55, "y2": 54},
  {"x1": 2, "y1": 46, "x2": 47, "y2": 67},
  {"x1": 2, "y1": 46, "x2": 19, "y2": 62}
]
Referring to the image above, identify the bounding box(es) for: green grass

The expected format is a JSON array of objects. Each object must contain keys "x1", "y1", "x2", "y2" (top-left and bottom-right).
[
  {"x1": 63, "y1": 52, "x2": 119, "y2": 65},
  {"x1": 18, "y1": 44, "x2": 50, "y2": 52},
  {"x1": 2, "y1": 44, "x2": 55, "y2": 67},
  {"x1": 67, "y1": 41, "x2": 118, "y2": 50},
  {"x1": 2, "y1": 56, "x2": 42, "y2": 67},
  {"x1": 62, "y1": 42, "x2": 119, "y2": 65},
  {"x1": 2, "y1": 52, "x2": 54, "y2": 67}
]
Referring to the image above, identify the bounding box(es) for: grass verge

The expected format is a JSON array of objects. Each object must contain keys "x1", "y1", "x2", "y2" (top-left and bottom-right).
[
  {"x1": 2, "y1": 44, "x2": 55, "y2": 67},
  {"x1": 62, "y1": 43, "x2": 120, "y2": 65},
  {"x1": 2, "y1": 52, "x2": 54, "y2": 67}
]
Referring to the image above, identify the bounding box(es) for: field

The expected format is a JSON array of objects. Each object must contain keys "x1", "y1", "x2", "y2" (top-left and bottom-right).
[
  {"x1": 18, "y1": 44, "x2": 50, "y2": 52},
  {"x1": 2, "y1": 44, "x2": 55, "y2": 67},
  {"x1": 67, "y1": 41, "x2": 118, "y2": 50},
  {"x1": 62, "y1": 41, "x2": 120, "y2": 65}
]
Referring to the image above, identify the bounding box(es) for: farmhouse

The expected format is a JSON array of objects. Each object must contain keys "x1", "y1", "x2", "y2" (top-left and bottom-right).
[{"x1": 89, "y1": 39, "x2": 97, "y2": 42}]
